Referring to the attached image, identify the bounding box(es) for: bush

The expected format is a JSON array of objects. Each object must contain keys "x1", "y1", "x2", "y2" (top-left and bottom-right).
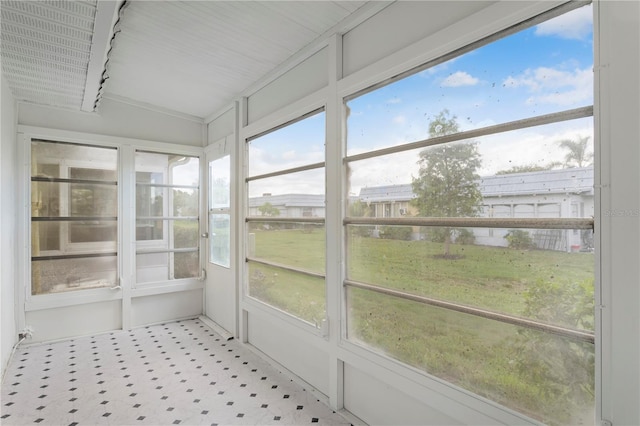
[
  {"x1": 454, "y1": 228, "x2": 475, "y2": 245},
  {"x1": 350, "y1": 225, "x2": 374, "y2": 238},
  {"x1": 505, "y1": 229, "x2": 535, "y2": 250},
  {"x1": 428, "y1": 227, "x2": 449, "y2": 243},
  {"x1": 512, "y1": 278, "x2": 595, "y2": 424},
  {"x1": 379, "y1": 226, "x2": 412, "y2": 240}
]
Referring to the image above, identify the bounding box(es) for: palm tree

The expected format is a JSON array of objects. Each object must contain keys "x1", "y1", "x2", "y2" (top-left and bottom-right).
[{"x1": 558, "y1": 136, "x2": 593, "y2": 168}]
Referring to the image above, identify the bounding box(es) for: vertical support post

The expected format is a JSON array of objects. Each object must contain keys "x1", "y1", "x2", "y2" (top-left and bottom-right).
[{"x1": 325, "y1": 33, "x2": 345, "y2": 412}]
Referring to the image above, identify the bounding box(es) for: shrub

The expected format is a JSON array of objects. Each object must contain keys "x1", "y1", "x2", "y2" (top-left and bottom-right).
[
  {"x1": 505, "y1": 229, "x2": 535, "y2": 250},
  {"x1": 454, "y1": 228, "x2": 475, "y2": 245},
  {"x1": 379, "y1": 226, "x2": 412, "y2": 240}
]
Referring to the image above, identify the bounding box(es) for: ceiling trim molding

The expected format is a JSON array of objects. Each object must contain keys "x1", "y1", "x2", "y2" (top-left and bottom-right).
[{"x1": 81, "y1": 0, "x2": 124, "y2": 112}]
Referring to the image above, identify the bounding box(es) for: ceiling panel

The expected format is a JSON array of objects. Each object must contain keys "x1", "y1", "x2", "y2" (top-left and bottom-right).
[{"x1": 103, "y1": 1, "x2": 368, "y2": 119}]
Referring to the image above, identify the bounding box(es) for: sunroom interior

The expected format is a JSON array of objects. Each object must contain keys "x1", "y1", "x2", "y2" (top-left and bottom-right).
[{"x1": 1, "y1": 1, "x2": 639, "y2": 425}]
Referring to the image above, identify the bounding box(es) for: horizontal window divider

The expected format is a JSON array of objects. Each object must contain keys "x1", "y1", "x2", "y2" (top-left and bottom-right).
[
  {"x1": 246, "y1": 216, "x2": 325, "y2": 224},
  {"x1": 32, "y1": 252, "x2": 117, "y2": 261},
  {"x1": 344, "y1": 216, "x2": 594, "y2": 230},
  {"x1": 345, "y1": 280, "x2": 594, "y2": 344},
  {"x1": 31, "y1": 176, "x2": 118, "y2": 185},
  {"x1": 137, "y1": 247, "x2": 199, "y2": 255},
  {"x1": 246, "y1": 161, "x2": 325, "y2": 182},
  {"x1": 344, "y1": 106, "x2": 593, "y2": 163},
  {"x1": 32, "y1": 216, "x2": 117, "y2": 222},
  {"x1": 246, "y1": 256, "x2": 325, "y2": 279},
  {"x1": 209, "y1": 208, "x2": 230, "y2": 213},
  {"x1": 135, "y1": 182, "x2": 199, "y2": 189},
  {"x1": 136, "y1": 216, "x2": 199, "y2": 221}
]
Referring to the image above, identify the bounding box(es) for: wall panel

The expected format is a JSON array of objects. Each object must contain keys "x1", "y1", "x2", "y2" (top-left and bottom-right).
[
  {"x1": 342, "y1": 1, "x2": 494, "y2": 77},
  {"x1": 247, "y1": 310, "x2": 330, "y2": 396},
  {"x1": 131, "y1": 290, "x2": 203, "y2": 328},
  {"x1": 247, "y1": 48, "x2": 328, "y2": 124},
  {"x1": 343, "y1": 363, "x2": 461, "y2": 425},
  {"x1": 208, "y1": 108, "x2": 235, "y2": 145},
  {"x1": 25, "y1": 301, "x2": 122, "y2": 343},
  {"x1": 18, "y1": 97, "x2": 203, "y2": 147}
]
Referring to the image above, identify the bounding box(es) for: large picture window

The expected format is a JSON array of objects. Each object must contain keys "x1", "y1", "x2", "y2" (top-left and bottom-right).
[
  {"x1": 135, "y1": 151, "x2": 201, "y2": 284},
  {"x1": 30, "y1": 140, "x2": 119, "y2": 295},
  {"x1": 344, "y1": 4, "x2": 594, "y2": 425},
  {"x1": 245, "y1": 110, "x2": 326, "y2": 325}
]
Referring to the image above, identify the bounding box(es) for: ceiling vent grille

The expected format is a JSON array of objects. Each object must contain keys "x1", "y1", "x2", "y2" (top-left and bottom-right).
[{"x1": 0, "y1": 0, "x2": 98, "y2": 110}]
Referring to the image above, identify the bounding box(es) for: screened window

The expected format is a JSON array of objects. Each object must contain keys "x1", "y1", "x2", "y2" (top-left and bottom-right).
[
  {"x1": 245, "y1": 110, "x2": 326, "y2": 325},
  {"x1": 135, "y1": 151, "x2": 200, "y2": 283},
  {"x1": 344, "y1": 4, "x2": 594, "y2": 425},
  {"x1": 30, "y1": 140, "x2": 118, "y2": 295}
]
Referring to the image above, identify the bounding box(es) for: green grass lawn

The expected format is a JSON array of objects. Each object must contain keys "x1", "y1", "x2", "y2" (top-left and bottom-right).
[{"x1": 248, "y1": 228, "x2": 595, "y2": 425}]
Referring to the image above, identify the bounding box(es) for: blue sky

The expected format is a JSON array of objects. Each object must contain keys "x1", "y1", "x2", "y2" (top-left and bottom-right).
[{"x1": 248, "y1": 4, "x2": 593, "y2": 196}]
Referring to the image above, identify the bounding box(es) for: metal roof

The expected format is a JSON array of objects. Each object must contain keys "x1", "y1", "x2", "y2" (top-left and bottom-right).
[
  {"x1": 357, "y1": 167, "x2": 594, "y2": 202},
  {"x1": 479, "y1": 167, "x2": 594, "y2": 197}
]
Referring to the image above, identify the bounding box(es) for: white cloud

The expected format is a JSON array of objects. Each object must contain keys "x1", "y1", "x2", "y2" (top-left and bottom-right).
[
  {"x1": 393, "y1": 115, "x2": 407, "y2": 125},
  {"x1": 441, "y1": 71, "x2": 479, "y2": 87},
  {"x1": 503, "y1": 66, "x2": 592, "y2": 106},
  {"x1": 386, "y1": 97, "x2": 402, "y2": 104},
  {"x1": 535, "y1": 4, "x2": 592, "y2": 40},
  {"x1": 282, "y1": 150, "x2": 297, "y2": 160}
]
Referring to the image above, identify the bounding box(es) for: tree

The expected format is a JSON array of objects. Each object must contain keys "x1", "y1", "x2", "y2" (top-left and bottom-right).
[
  {"x1": 258, "y1": 202, "x2": 280, "y2": 217},
  {"x1": 411, "y1": 110, "x2": 482, "y2": 256},
  {"x1": 558, "y1": 136, "x2": 593, "y2": 168}
]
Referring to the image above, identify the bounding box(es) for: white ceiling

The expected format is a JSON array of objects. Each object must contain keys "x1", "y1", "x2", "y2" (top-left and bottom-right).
[{"x1": 1, "y1": 0, "x2": 371, "y2": 121}]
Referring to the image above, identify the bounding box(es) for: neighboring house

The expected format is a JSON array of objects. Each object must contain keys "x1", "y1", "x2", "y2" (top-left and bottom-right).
[
  {"x1": 357, "y1": 167, "x2": 594, "y2": 251},
  {"x1": 358, "y1": 184, "x2": 418, "y2": 218},
  {"x1": 248, "y1": 193, "x2": 325, "y2": 218},
  {"x1": 476, "y1": 167, "x2": 594, "y2": 250},
  {"x1": 246, "y1": 167, "x2": 594, "y2": 251}
]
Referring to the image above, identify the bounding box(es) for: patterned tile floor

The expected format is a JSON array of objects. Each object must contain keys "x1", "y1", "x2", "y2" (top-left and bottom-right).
[{"x1": 1, "y1": 318, "x2": 352, "y2": 425}]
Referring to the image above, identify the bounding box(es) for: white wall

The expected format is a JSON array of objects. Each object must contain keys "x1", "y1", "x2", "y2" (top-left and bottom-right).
[
  {"x1": 597, "y1": 1, "x2": 640, "y2": 423},
  {"x1": 1, "y1": 70, "x2": 18, "y2": 379},
  {"x1": 18, "y1": 97, "x2": 204, "y2": 147}
]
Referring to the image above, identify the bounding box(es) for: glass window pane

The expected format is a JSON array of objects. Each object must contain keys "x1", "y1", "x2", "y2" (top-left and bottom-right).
[
  {"x1": 348, "y1": 118, "x2": 593, "y2": 220},
  {"x1": 69, "y1": 221, "x2": 117, "y2": 244},
  {"x1": 209, "y1": 213, "x2": 230, "y2": 268},
  {"x1": 32, "y1": 256, "x2": 117, "y2": 294},
  {"x1": 135, "y1": 150, "x2": 200, "y2": 284},
  {"x1": 210, "y1": 155, "x2": 231, "y2": 209},
  {"x1": 31, "y1": 140, "x2": 118, "y2": 295},
  {"x1": 248, "y1": 169, "x2": 325, "y2": 219},
  {"x1": 346, "y1": 287, "x2": 594, "y2": 426},
  {"x1": 173, "y1": 188, "x2": 199, "y2": 217},
  {"x1": 136, "y1": 219, "x2": 163, "y2": 241},
  {"x1": 248, "y1": 261, "x2": 325, "y2": 325},
  {"x1": 346, "y1": 7, "x2": 593, "y2": 157},
  {"x1": 248, "y1": 111, "x2": 325, "y2": 177},
  {"x1": 347, "y1": 225, "x2": 594, "y2": 329},
  {"x1": 136, "y1": 252, "x2": 170, "y2": 283},
  {"x1": 174, "y1": 251, "x2": 200, "y2": 279},
  {"x1": 209, "y1": 155, "x2": 231, "y2": 268},
  {"x1": 173, "y1": 220, "x2": 199, "y2": 249},
  {"x1": 246, "y1": 111, "x2": 326, "y2": 324},
  {"x1": 248, "y1": 222, "x2": 325, "y2": 274}
]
